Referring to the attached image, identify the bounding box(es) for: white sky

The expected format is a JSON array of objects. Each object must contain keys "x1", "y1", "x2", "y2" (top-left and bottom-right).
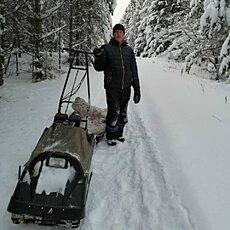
[{"x1": 112, "y1": 0, "x2": 131, "y2": 25}]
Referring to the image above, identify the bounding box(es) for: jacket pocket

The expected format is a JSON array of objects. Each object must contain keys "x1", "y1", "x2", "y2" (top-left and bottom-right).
[{"x1": 106, "y1": 72, "x2": 112, "y2": 83}]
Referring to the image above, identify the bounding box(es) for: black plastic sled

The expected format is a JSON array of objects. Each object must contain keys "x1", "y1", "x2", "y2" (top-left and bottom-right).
[{"x1": 7, "y1": 49, "x2": 96, "y2": 228}]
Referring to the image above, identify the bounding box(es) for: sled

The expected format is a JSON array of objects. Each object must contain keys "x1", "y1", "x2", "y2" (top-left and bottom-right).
[{"x1": 7, "y1": 49, "x2": 98, "y2": 228}]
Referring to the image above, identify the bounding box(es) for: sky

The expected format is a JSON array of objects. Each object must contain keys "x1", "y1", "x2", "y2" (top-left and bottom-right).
[{"x1": 112, "y1": 0, "x2": 131, "y2": 25}]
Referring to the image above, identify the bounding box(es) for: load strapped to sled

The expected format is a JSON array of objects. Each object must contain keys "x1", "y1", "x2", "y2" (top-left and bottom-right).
[{"x1": 7, "y1": 50, "x2": 99, "y2": 228}]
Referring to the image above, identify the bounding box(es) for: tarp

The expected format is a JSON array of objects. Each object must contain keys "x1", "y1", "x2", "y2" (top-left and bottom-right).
[
  {"x1": 72, "y1": 97, "x2": 106, "y2": 135},
  {"x1": 29, "y1": 123, "x2": 93, "y2": 173}
]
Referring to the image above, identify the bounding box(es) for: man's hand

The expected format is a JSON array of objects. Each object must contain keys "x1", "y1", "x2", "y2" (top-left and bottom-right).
[
  {"x1": 93, "y1": 48, "x2": 104, "y2": 58},
  {"x1": 133, "y1": 88, "x2": 141, "y2": 104}
]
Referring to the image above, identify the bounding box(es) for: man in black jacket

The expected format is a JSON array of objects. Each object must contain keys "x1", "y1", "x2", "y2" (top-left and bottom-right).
[{"x1": 93, "y1": 24, "x2": 141, "y2": 146}]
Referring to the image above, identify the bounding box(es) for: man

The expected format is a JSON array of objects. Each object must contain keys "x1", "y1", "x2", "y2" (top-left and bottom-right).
[{"x1": 93, "y1": 24, "x2": 141, "y2": 146}]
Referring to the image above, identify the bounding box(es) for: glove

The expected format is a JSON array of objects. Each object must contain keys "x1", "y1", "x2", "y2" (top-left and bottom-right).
[
  {"x1": 133, "y1": 88, "x2": 141, "y2": 104},
  {"x1": 93, "y1": 48, "x2": 104, "y2": 58}
]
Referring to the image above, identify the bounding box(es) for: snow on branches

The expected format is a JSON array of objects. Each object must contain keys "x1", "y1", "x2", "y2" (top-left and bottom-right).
[
  {"x1": 200, "y1": 0, "x2": 227, "y2": 37},
  {"x1": 219, "y1": 33, "x2": 230, "y2": 79}
]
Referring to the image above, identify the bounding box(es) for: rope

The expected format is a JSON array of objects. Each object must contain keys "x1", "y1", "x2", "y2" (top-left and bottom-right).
[
  {"x1": 63, "y1": 71, "x2": 87, "y2": 102},
  {"x1": 64, "y1": 70, "x2": 79, "y2": 114}
]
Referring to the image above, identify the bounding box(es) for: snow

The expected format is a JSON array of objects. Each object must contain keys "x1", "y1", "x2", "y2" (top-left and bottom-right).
[
  {"x1": 1, "y1": 57, "x2": 230, "y2": 229},
  {"x1": 110, "y1": 0, "x2": 117, "y2": 13},
  {"x1": 200, "y1": 0, "x2": 230, "y2": 33},
  {"x1": 137, "y1": 58, "x2": 230, "y2": 230},
  {"x1": 220, "y1": 32, "x2": 230, "y2": 57},
  {"x1": 36, "y1": 163, "x2": 75, "y2": 195},
  {"x1": 226, "y1": 8, "x2": 230, "y2": 25},
  {"x1": 200, "y1": 0, "x2": 219, "y2": 31},
  {"x1": 40, "y1": 3, "x2": 63, "y2": 20},
  {"x1": 219, "y1": 33, "x2": 230, "y2": 75}
]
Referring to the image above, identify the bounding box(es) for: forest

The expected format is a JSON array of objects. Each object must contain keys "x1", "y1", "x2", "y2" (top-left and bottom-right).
[
  {"x1": 122, "y1": 0, "x2": 230, "y2": 82},
  {"x1": 0, "y1": 0, "x2": 116, "y2": 85},
  {"x1": 1, "y1": 0, "x2": 230, "y2": 86}
]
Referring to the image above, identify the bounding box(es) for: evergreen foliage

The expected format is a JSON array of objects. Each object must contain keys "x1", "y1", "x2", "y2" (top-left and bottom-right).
[
  {"x1": 122, "y1": 0, "x2": 230, "y2": 81},
  {"x1": 0, "y1": 0, "x2": 114, "y2": 84},
  {"x1": 0, "y1": 0, "x2": 5, "y2": 85}
]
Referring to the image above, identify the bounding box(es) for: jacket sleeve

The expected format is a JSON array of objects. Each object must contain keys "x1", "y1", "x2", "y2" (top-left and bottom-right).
[
  {"x1": 93, "y1": 45, "x2": 106, "y2": 72},
  {"x1": 131, "y1": 49, "x2": 140, "y2": 89}
]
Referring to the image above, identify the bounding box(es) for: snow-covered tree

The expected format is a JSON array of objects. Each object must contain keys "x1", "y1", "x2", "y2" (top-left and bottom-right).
[
  {"x1": 184, "y1": 0, "x2": 230, "y2": 80},
  {"x1": 122, "y1": 0, "x2": 191, "y2": 58},
  {"x1": 0, "y1": 0, "x2": 115, "y2": 81},
  {"x1": 121, "y1": 0, "x2": 142, "y2": 53},
  {"x1": 61, "y1": 0, "x2": 114, "y2": 53},
  {"x1": 1, "y1": 0, "x2": 65, "y2": 81},
  {"x1": 218, "y1": 27, "x2": 230, "y2": 81},
  {"x1": 0, "y1": 0, "x2": 6, "y2": 85},
  {"x1": 122, "y1": 0, "x2": 230, "y2": 81}
]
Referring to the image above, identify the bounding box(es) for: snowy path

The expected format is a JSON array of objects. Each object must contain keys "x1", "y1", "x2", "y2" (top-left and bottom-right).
[
  {"x1": 1, "y1": 57, "x2": 230, "y2": 230},
  {"x1": 83, "y1": 105, "x2": 194, "y2": 230}
]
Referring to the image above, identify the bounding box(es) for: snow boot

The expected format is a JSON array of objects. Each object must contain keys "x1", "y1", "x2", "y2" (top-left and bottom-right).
[
  {"x1": 107, "y1": 139, "x2": 117, "y2": 146},
  {"x1": 117, "y1": 137, "x2": 125, "y2": 142}
]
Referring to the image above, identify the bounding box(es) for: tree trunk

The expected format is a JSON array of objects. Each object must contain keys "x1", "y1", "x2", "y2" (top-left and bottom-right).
[
  {"x1": 58, "y1": 3, "x2": 62, "y2": 70},
  {"x1": 0, "y1": 0, "x2": 4, "y2": 85},
  {"x1": 34, "y1": 0, "x2": 42, "y2": 57},
  {"x1": 32, "y1": 0, "x2": 43, "y2": 81},
  {"x1": 0, "y1": 56, "x2": 4, "y2": 86},
  {"x1": 69, "y1": 0, "x2": 73, "y2": 51}
]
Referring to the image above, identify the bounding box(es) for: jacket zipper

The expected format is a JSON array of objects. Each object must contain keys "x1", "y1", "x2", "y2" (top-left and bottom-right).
[{"x1": 119, "y1": 46, "x2": 125, "y2": 89}]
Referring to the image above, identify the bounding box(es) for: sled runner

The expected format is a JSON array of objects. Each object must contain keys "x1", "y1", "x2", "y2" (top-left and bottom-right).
[{"x1": 7, "y1": 49, "x2": 101, "y2": 228}]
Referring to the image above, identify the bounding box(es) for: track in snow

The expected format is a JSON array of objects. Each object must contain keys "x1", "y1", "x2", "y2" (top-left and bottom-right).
[
  {"x1": 81, "y1": 104, "x2": 195, "y2": 230},
  {"x1": 2, "y1": 63, "x2": 196, "y2": 230}
]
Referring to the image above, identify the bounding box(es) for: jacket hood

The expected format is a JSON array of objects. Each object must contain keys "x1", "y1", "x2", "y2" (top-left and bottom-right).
[{"x1": 109, "y1": 38, "x2": 128, "y2": 47}]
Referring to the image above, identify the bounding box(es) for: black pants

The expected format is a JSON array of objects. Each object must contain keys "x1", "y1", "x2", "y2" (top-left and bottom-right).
[{"x1": 105, "y1": 87, "x2": 131, "y2": 140}]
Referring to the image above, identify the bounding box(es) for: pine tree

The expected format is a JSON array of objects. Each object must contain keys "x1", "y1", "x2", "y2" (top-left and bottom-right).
[
  {"x1": 199, "y1": 0, "x2": 230, "y2": 80},
  {"x1": 121, "y1": 0, "x2": 138, "y2": 48},
  {"x1": 122, "y1": 0, "x2": 230, "y2": 81},
  {"x1": 0, "y1": 0, "x2": 5, "y2": 85},
  {"x1": 122, "y1": 0, "x2": 191, "y2": 58},
  {"x1": 181, "y1": 0, "x2": 230, "y2": 80},
  {"x1": 0, "y1": 0, "x2": 115, "y2": 81}
]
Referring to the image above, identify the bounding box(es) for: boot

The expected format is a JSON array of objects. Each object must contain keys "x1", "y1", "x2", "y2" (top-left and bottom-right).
[
  {"x1": 117, "y1": 137, "x2": 125, "y2": 142},
  {"x1": 107, "y1": 139, "x2": 117, "y2": 146}
]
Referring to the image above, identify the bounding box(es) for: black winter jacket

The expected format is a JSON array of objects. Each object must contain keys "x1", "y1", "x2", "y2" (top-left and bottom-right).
[{"x1": 94, "y1": 38, "x2": 140, "y2": 90}]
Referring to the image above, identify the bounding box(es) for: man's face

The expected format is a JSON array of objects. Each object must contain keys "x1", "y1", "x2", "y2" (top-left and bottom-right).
[{"x1": 114, "y1": 30, "x2": 124, "y2": 44}]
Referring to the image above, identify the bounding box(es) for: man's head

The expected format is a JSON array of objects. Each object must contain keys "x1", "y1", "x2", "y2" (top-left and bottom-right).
[{"x1": 113, "y1": 24, "x2": 125, "y2": 44}]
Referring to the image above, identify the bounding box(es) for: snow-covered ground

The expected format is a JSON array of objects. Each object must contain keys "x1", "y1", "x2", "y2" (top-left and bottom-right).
[{"x1": 1, "y1": 57, "x2": 230, "y2": 230}]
